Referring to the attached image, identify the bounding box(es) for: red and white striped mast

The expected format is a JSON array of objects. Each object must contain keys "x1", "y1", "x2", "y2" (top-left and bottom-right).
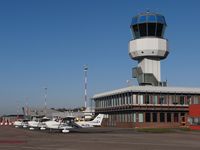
[{"x1": 84, "y1": 65, "x2": 88, "y2": 108}]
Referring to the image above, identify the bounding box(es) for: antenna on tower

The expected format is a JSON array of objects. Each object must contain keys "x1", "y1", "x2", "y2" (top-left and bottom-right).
[{"x1": 146, "y1": 9, "x2": 150, "y2": 13}]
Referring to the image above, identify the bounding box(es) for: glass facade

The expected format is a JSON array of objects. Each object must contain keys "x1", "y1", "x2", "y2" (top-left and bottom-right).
[
  {"x1": 95, "y1": 92, "x2": 198, "y2": 108},
  {"x1": 100, "y1": 111, "x2": 187, "y2": 127},
  {"x1": 130, "y1": 13, "x2": 166, "y2": 39}
]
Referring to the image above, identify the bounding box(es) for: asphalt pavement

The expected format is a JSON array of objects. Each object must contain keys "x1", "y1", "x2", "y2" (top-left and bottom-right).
[{"x1": 0, "y1": 126, "x2": 200, "y2": 150}]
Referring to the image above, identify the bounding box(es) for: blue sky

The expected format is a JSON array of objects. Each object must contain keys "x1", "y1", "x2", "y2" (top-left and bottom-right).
[{"x1": 0, "y1": 0, "x2": 200, "y2": 115}]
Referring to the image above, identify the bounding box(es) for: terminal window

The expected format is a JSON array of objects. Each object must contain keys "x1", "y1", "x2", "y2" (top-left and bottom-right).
[
  {"x1": 145, "y1": 113, "x2": 151, "y2": 122},
  {"x1": 153, "y1": 113, "x2": 157, "y2": 122},
  {"x1": 160, "y1": 113, "x2": 165, "y2": 122},
  {"x1": 167, "y1": 113, "x2": 171, "y2": 122}
]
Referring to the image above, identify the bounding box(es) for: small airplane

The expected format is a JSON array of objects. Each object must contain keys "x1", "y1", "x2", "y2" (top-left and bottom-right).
[
  {"x1": 45, "y1": 117, "x2": 74, "y2": 133},
  {"x1": 45, "y1": 114, "x2": 104, "y2": 133},
  {"x1": 75, "y1": 114, "x2": 104, "y2": 128},
  {"x1": 28, "y1": 117, "x2": 50, "y2": 130},
  {"x1": 13, "y1": 119, "x2": 30, "y2": 128}
]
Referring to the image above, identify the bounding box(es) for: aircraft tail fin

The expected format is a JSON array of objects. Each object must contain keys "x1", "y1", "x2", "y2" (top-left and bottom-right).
[{"x1": 91, "y1": 114, "x2": 104, "y2": 126}]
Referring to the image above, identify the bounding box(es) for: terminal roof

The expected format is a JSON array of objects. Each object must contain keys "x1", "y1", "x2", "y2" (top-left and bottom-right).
[{"x1": 93, "y1": 86, "x2": 200, "y2": 99}]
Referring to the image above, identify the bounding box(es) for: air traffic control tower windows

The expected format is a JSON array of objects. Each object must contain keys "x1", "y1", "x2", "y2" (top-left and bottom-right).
[
  {"x1": 130, "y1": 12, "x2": 166, "y2": 39},
  {"x1": 148, "y1": 23, "x2": 156, "y2": 36}
]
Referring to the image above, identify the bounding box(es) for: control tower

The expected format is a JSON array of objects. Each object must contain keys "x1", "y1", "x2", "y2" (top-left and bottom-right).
[{"x1": 129, "y1": 12, "x2": 169, "y2": 86}]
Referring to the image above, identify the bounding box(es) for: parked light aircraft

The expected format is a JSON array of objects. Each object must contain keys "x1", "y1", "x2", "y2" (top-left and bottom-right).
[
  {"x1": 45, "y1": 114, "x2": 104, "y2": 133},
  {"x1": 13, "y1": 119, "x2": 30, "y2": 128},
  {"x1": 28, "y1": 117, "x2": 50, "y2": 130},
  {"x1": 75, "y1": 114, "x2": 104, "y2": 128},
  {"x1": 45, "y1": 117, "x2": 74, "y2": 133}
]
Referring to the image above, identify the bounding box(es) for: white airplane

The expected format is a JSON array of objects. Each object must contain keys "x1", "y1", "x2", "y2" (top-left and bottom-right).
[
  {"x1": 75, "y1": 114, "x2": 104, "y2": 128},
  {"x1": 45, "y1": 114, "x2": 104, "y2": 133},
  {"x1": 28, "y1": 117, "x2": 50, "y2": 130},
  {"x1": 13, "y1": 119, "x2": 30, "y2": 128},
  {"x1": 45, "y1": 117, "x2": 74, "y2": 133}
]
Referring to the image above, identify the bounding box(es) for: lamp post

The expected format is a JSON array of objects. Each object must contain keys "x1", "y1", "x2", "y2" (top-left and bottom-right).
[
  {"x1": 25, "y1": 97, "x2": 29, "y2": 116},
  {"x1": 16, "y1": 100, "x2": 20, "y2": 119},
  {"x1": 84, "y1": 65, "x2": 88, "y2": 108}
]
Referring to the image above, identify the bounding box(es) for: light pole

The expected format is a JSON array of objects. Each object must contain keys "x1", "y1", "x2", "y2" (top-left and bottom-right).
[
  {"x1": 25, "y1": 97, "x2": 29, "y2": 116},
  {"x1": 84, "y1": 65, "x2": 88, "y2": 108},
  {"x1": 16, "y1": 100, "x2": 20, "y2": 118},
  {"x1": 44, "y1": 87, "x2": 47, "y2": 116}
]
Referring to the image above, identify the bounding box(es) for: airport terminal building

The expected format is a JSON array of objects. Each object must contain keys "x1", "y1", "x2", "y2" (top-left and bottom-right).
[
  {"x1": 93, "y1": 12, "x2": 200, "y2": 128},
  {"x1": 93, "y1": 86, "x2": 200, "y2": 128}
]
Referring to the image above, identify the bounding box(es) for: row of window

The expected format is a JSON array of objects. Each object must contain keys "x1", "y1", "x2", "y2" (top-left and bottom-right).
[
  {"x1": 145, "y1": 112, "x2": 185, "y2": 123},
  {"x1": 131, "y1": 23, "x2": 165, "y2": 39},
  {"x1": 107, "y1": 112, "x2": 185, "y2": 124},
  {"x1": 107, "y1": 113, "x2": 142, "y2": 124},
  {"x1": 95, "y1": 93, "x2": 200, "y2": 108},
  {"x1": 131, "y1": 14, "x2": 166, "y2": 25}
]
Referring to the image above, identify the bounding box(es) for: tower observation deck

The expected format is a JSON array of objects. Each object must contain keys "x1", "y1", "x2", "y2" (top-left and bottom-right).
[{"x1": 129, "y1": 12, "x2": 169, "y2": 86}]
